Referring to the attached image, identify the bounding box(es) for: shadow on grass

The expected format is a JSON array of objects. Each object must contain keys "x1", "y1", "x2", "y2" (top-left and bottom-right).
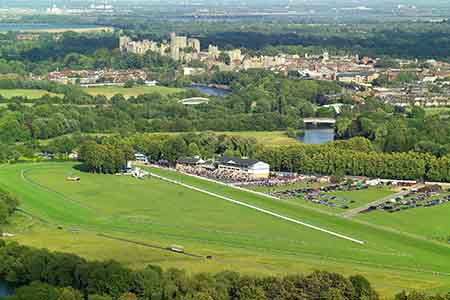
[{"x1": 72, "y1": 163, "x2": 91, "y2": 173}]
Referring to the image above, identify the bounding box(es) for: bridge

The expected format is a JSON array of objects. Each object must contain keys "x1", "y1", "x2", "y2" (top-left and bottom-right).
[
  {"x1": 178, "y1": 97, "x2": 210, "y2": 105},
  {"x1": 303, "y1": 118, "x2": 336, "y2": 125}
]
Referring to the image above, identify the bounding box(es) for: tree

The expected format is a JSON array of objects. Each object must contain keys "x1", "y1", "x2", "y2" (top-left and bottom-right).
[
  {"x1": 88, "y1": 295, "x2": 112, "y2": 300},
  {"x1": 350, "y1": 275, "x2": 379, "y2": 300},
  {"x1": 124, "y1": 80, "x2": 135, "y2": 88},
  {"x1": 161, "y1": 136, "x2": 188, "y2": 163},
  {"x1": 9, "y1": 282, "x2": 60, "y2": 300},
  {"x1": 57, "y1": 287, "x2": 83, "y2": 300},
  {"x1": 187, "y1": 142, "x2": 201, "y2": 157},
  {"x1": 218, "y1": 52, "x2": 231, "y2": 65}
]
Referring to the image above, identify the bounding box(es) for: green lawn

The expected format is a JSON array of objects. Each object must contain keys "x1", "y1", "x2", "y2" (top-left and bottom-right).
[
  {"x1": 82, "y1": 85, "x2": 185, "y2": 99},
  {"x1": 37, "y1": 131, "x2": 299, "y2": 148},
  {"x1": 217, "y1": 131, "x2": 300, "y2": 146},
  {"x1": 357, "y1": 198, "x2": 450, "y2": 242},
  {"x1": 0, "y1": 89, "x2": 61, "y2": 99},
  {"x1": 145, "y1": 131, "x2": 300, "y2": 147},
  {"x1": 424, "y1": 107, "x2": 450, "y2": 116},
  {"x1": 1, "y1": 162, "x2": 450, "y2": 296}
]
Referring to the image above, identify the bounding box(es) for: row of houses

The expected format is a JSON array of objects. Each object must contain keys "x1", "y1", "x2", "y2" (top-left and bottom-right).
[{"x1": 43, "y1": 69, "x2": 150, "y2": 86}]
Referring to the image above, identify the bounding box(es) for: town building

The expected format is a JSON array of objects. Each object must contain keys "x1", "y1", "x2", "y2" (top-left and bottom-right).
[
  {"x1": 46, "y1": 69, "x2": 147, "y2": 86},
  {"x1": 336, "y1": 71, "x2": 379, "y2": 84}
]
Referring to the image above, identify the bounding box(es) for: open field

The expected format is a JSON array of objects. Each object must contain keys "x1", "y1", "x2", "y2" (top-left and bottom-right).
[
  {"x1": 37, "y1": 131, "x2": 299, "y2": 148},
  {"x1": 0, "y1": 85, "x2": 183, "y2": 101},
  {"x1": 424, "y1": 107, "x2": 450, "y2": 115},
  {"x1": 357, "y1": 200, "x2": 450, "y2": 242},
  {"x1": 218, "y1": 131, "x2": 300, "y2": 146},
  {"x1": 145, "y1": 131, "x2": 300, "y2": 147},
  {"x1": 0, "y1": 89, "x2": 61, "y2": 99},
  {"x1": 1, "y1": 163, "x2": 450, "y2": 296},
  {"x1": 82, "y1": 85, "x2": 185, "y2": 99}
]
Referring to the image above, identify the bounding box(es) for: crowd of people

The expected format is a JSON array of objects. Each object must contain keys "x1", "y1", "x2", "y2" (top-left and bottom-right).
[
  {"x1": 175, "y1": 164, "x2": 256, "y2": 183},
  {"x1": 176, "y1": 164, "x2": 334, "y2": 187}
]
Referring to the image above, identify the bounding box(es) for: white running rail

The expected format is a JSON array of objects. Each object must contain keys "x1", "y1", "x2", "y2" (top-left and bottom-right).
[{"x1": 148, "y1": 171, "x2": 365, "y2": 245}]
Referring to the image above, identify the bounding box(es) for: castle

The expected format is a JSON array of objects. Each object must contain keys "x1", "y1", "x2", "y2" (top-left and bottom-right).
[{"x1": 119, "y1": 32, "x2": 202, "y2": 62}]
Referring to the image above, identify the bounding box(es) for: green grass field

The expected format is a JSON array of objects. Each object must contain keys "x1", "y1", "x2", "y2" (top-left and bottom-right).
[
  {"x1": 357, "y1": 200, "x2": 450, "y2": 242},
  {"x1": 424, "y1": 107, "x2": 450, "y2": 116},
  {"x1": 145, "y1": 131, "x2": 300, "y2": 147},
  {"x1": 82, "y1": 86, "x2": 185, "y2": 99},
  {"x1": 37, "y1": 131, "x2": 299, "y2": 148},
  {"x1": 218, "y1": 131, "x2": 300, "y2": 146},
  {"x1": 1, "y1": 162, "x2": 450, "y2": 296},
  {"x1": 0, "y1": 89, "x2": 61, "y2": 99}
]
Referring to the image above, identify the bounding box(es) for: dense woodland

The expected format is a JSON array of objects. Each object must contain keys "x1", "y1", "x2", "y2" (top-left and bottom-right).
[
  {"x1": 0, "y1": 188, "x2": 19, "y2": 226},
  {"x1": 335, "y1": 100, "x2": 450, "y2": 156}
]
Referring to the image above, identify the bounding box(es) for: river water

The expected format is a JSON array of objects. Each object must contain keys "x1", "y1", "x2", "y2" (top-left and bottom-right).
[
  {"x1": 0, "y1": 23, "x2": 102, "y2": 32},
  {"x1": 299, "y1": 129, "x2": 335, "y2": 144},
  {"x1": 0, "y1": 280, "x2": 12, "y2": 298},
  {"x1": 188, "y1": 85, "x2": 230, "y2": 97}
]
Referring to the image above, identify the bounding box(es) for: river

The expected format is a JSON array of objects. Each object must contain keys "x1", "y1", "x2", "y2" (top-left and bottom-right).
[
  {"x1": 0, "y1": 23, "x2": 103, "y2": 32},
  {"x1": 188, "y1": 84, "x2": 230, "y2": 97},
  {"x1": 299, "y1": 129, "x2": 335, "y2": 144},
  {"x1": 0, "y1": 280, "x2": 12, "y2": 298}
]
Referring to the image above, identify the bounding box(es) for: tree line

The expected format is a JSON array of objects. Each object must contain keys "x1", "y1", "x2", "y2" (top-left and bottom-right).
[
  {"x1": 255, "y1": 138, "x2": 450, "y2": 182},
  {"x1": 77, "y1": 132, "x2": 259, "y2": 173},
  {"x1": 335, "y1": 100, "x2": 450, "y2": 157}
]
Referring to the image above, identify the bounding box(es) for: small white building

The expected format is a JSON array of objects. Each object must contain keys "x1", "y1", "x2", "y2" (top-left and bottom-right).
[
  {"x1": 134, "y1": 153, "x2": 148, "y2": 164},
  {"x1": 216, "y1": 156, "x2": 270, "y2": 179},
  {"x1": 68, "y1": 151, "x2": 79, "y2": 160}
]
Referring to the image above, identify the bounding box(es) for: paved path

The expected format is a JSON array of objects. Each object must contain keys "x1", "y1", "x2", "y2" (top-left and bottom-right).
[
  {"x1": 148, "y1": 170, "x2": 365, "y2": 245},
  {"x1": 341, "y1": 185, "x2": 423, "y2": 218}
]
